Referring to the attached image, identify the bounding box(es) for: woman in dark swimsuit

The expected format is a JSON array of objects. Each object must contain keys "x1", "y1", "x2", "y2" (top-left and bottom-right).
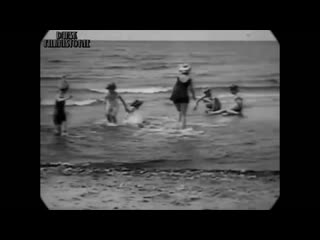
[
  {"x1": 169, "y1": 64, "x2": 196, "y2": 129},
  {"x1": 53, "y1": 79, "x2": 72, "y2": 136}
]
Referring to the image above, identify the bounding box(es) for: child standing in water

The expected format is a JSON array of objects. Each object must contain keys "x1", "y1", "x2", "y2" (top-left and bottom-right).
[
  {"x1": 207, "y1": 84, "x2": 243, "y2": 116},
  {"x1": 53, "y1": 78, "x2": 72, "y2": 136},
  {"x1": 169, "y1": 64, "x2": 196, "y2": 129},
  {"x1": 104, "y1": 82, "x2": 129, "y2": 124},
  {"x1": 193, "y1": 88, "x2": 222, "y2": 112}
]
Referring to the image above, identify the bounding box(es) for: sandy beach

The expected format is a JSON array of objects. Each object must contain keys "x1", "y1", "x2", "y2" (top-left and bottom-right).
[{"x1": 41, "y1": 164, "x2": 279, "y2": 210}]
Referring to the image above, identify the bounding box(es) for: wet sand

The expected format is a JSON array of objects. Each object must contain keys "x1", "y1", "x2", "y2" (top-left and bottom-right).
[{"x1": 41, "y1": 164, "x2": 279, "y2": 210}]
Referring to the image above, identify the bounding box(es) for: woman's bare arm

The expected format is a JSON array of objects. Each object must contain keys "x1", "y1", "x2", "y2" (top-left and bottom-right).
[
  {"x1": 56, "y1": 95, "x2": 72, "y2": 102},
  {"x1": 225, "y1": 109, "x2": 241, "y2": 115},
  {"x1": 189, "y1": 80, "x2": 196, "y2": 100},
  {"x1": 194, "y1": 95, "x2": 206, "y2": 110}
]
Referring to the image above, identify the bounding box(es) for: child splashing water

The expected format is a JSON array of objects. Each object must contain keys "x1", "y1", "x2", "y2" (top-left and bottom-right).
[
  {"x1": 104, "y1": 82, "x2": 129, "y2": 125},
  {"x1": 123, "y1": 100, "x2": 145, "y2": 127},
  {"x1": 193, "y1": 88, "x2": 222, "y2": 112},
  {"x1": 53, "y1": 77, "x2": 72, "y2": 136}
]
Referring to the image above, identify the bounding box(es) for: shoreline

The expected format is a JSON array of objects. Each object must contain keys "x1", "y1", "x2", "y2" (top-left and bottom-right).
[{"x1": 41, "y1": 165, "x2": 279, "y2": 210}]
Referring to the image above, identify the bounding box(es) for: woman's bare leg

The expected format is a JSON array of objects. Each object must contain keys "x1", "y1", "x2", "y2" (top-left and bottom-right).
[
  {"x1": 180, "y1": 103, "x2": 188, "y2": 129},
  {"x1": 55, "y1": 124, "x2": 61, "y2": 135},
  {"x1": 182, "y1": 115, "x2": 186, "y2": 129},
  {"x1": 175, "y1": 104, "x2": 182, "y2": 122},
  {"x1": 62, "y1": 121, "x2": 68, "y2": 135},
  {"x1": 206, "y1": 109, "x2": 226, "y2": 115},
  {"x1": 209, "y1": 109, "x2": 241, "y2": 116}
]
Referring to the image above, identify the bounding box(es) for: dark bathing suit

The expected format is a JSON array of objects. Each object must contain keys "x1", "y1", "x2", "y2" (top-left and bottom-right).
[
  {"x1": 231, "y1": 95, "x2": 243, "y2": 113},
  {"x1": 232, "y1": 105, "x2": 242, "y2": 113},
  {"x1": 170, "y1": 77, "x2": 191, "y2": 104},
  {"x1": 53, "y1": 99, "x2": 66, "y2": 125},
  {"x1": 205, "y1": 98, "x2": 221, "y2": 111}
]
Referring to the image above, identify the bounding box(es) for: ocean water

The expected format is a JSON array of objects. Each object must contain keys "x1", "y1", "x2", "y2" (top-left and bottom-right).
[{"x1": 40, "y1": 41, "x2": 279, "y2": 171}]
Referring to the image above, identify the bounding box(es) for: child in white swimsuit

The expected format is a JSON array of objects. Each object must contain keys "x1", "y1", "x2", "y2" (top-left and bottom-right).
[{"x1": 104, "y1": 83, "x2": 129, "y2": 124}]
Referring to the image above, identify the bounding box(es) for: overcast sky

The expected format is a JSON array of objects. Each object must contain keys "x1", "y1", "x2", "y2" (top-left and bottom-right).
[{"x1": 44, "y1": 30, "x2": 276, "y2": 41}]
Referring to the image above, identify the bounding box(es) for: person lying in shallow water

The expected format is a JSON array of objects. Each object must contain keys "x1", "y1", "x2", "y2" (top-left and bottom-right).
[
  {"x1": 193, "y1": 88, "x2": 222, "y2": 112},
  {"x1": 206, "y1": 84, "x2": 243, "y2": 116},
  {"x1": 123, "y1": 100, "x2": 148, "y2": 128}
]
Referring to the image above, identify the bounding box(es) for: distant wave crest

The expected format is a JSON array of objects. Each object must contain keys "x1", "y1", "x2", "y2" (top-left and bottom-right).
[
  {"x1": 41, "y1": 99, "x2": 100, "y2": 107},
  {"x1": 89, "y1": 87, "x2": 172, "y2": 94}
]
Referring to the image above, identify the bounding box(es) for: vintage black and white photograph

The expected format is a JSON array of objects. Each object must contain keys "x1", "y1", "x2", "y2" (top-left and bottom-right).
[{"x1": 40, "y1": 30, "x2": 279, "y2": 210}]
